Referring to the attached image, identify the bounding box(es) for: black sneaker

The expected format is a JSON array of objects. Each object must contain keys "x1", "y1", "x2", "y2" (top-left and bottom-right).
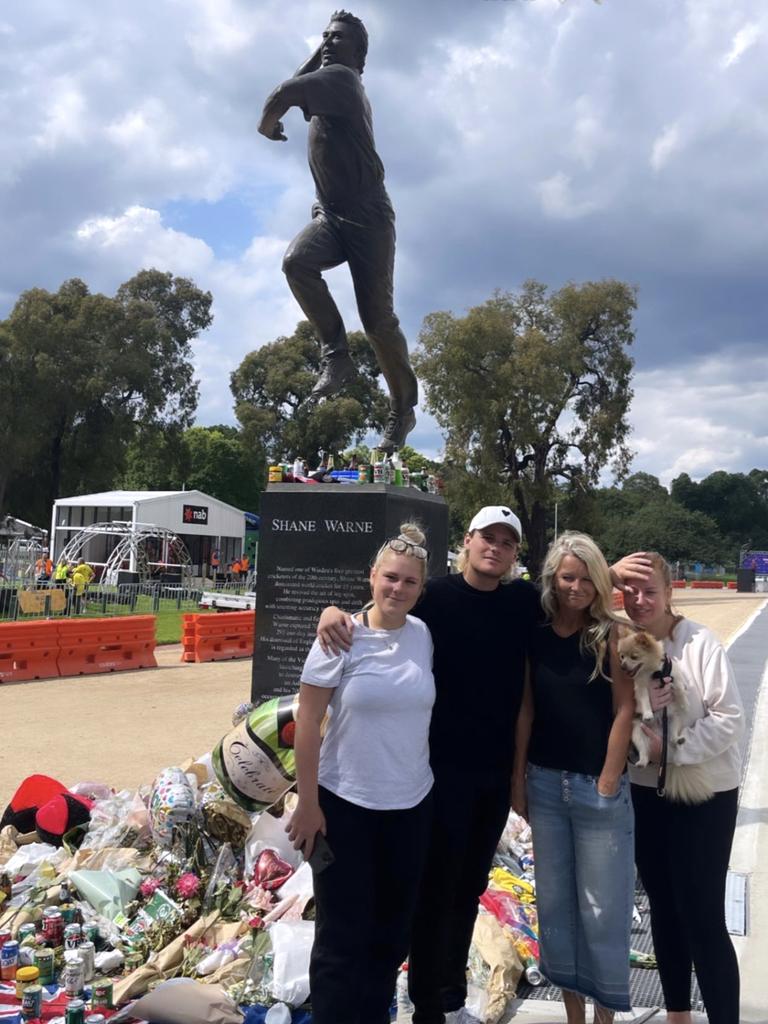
[
  {"x1": 378, "y1": 408, "x2": 416, "y2": 452},
  {"x1": 310, "y1": 353, "x2": 358, "y2": 399}
]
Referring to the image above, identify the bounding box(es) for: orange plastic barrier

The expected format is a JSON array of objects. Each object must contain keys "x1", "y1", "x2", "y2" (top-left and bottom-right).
[
  {"x1": 690, "y1": 580, "x2": 724, "y2": 589},
  {"x1": 0, "y1": 621, "x2": 60, "y2": 683},
  {"x1": 182, "y1": 614, "x2": 198, "y2": 664},
  {"x1": 727, "y1": 581, "x2": 737, "y2": 590},
  {"x1": 181, "y1": 611, "x2": 255, "y2": 663},
  {"x1": 57, "y1": 615, "x2": 157, "y2": 676},
  {"x1": 671, "y1": 580, "x2": 686, "y2": 588},
  {"x1": 611, "y1": 590, "x2": 625, "y2": 610}
]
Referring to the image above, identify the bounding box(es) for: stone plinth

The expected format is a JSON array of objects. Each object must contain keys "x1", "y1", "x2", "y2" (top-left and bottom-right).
[{"x1": 251, "y1": 484, "x2": 448, "y2": 702}]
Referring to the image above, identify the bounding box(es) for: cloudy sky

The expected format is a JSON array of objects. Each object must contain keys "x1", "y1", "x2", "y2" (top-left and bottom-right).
[{"x1": 1, "y1": 0, "x2": 766, "y2": 486}]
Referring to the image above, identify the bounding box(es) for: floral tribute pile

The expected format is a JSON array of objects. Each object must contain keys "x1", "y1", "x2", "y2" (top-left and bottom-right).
[
  {"x1": 0, "y1": 704, "x2": 317, "y2": 1024},
  {"x1": 0, "y1": 700, "x2": 547, "y2": 1024}
]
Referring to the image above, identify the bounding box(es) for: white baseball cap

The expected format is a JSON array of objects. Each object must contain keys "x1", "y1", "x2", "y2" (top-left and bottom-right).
[{"x1": 468, "y1": 506, "x2": 523, "y2": 543}]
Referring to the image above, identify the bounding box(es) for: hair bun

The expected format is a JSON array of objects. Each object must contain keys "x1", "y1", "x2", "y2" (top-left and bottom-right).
[{"x1": 398, "y1": 522, "x2": 426, "y2": 547}]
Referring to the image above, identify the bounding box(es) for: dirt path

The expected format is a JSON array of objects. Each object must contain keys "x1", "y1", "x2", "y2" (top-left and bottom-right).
[
  {"x1": 0, "y1": 645, "x2": 251, "y2": 797},
  {"x1": 1, "y1": 591, "x2": 765, "y2": 801}
]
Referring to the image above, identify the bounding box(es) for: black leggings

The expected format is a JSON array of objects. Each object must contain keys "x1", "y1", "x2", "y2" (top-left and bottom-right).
[
  {"x1": 309, "y1": 786, "x2": 433, "y2": 1024},
  {"x1": 631, "y1": 784, "x2": 740, "y2": 1024}
]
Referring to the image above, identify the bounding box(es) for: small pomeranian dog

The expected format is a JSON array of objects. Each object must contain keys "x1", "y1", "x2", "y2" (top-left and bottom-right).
[{"x1": 618, "y1": 628, "x2": 713, "y2": 804}]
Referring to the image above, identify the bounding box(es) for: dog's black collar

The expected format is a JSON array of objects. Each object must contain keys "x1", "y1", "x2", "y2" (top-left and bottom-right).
[{"x1": 652, "y1": 655, "x2": 673, "y2": 681}]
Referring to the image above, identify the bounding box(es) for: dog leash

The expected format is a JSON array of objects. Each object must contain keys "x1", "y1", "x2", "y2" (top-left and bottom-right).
[{"x1": 652, "y1": 654, "x2": 673, "y2": 797}]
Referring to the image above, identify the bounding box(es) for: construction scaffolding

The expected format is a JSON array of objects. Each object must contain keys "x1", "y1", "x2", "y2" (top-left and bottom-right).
[{"x1": 57, "y1": 521, "x2": 193, "y2": 585}]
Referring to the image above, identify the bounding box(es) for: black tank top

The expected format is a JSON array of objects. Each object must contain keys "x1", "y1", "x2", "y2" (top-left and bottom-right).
[{"x1": 528, "y1": 624, "x2": 614, "y2": 777}]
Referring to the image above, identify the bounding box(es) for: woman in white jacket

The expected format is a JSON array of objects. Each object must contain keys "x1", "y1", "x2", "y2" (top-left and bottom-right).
[{"x1": 623, "y1": 552, "x2": 743, "y2": 1024}]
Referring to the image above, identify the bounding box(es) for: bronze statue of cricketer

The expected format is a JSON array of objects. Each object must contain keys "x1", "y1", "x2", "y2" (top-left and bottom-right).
[{"x1": 258, "y1": 10, "x2": 417, "y2": 452}]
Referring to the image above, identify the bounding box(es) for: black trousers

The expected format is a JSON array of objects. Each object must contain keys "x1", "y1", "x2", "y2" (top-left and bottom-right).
[
  {"x1": 632, "y1": 784, "x2": 740, "y2": 1024},
  {"x1": 309, "y1": 785, "x2": 433, "y2": 1024},
  {"x1": 408, "y1": 768, "x2": 511, "y2": 1024},
  {"x1": 282, "y1": 200, "x2": 418, "y2": 413}
]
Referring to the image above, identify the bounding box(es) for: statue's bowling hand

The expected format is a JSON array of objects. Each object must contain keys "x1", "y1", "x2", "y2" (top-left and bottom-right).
[{"x1": 258, "y1": 118, "x2": 287, "y2": 141}]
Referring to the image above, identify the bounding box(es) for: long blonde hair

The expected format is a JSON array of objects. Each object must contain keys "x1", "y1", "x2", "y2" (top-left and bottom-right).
[{"x1": 540, "y1": 531, "x2": 619, "y2": 680}]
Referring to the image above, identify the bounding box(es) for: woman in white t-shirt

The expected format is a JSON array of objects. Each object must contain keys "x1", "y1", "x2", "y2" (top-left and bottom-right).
[
  {"x1": 622, "y1": 552, "x2": 744, "y2": 1024},
  {"x1": 287, "y1": 522, "x2": 435, "y2": 1024}
]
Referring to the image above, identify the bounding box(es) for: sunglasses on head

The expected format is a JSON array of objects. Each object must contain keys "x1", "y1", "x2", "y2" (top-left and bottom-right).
[{"x1": 387, "y1": 537, "x2": 428, "y2": 560}]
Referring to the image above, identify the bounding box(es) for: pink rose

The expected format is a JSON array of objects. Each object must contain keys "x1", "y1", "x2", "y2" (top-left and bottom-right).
[{"x1": 175, "y1": 872, "x2": 202, "y2": 899}]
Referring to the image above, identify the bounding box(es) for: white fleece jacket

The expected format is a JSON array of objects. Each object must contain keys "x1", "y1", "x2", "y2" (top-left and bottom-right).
[{"x1": 628, "y1": 617, "x2": 744, "y2": 792}]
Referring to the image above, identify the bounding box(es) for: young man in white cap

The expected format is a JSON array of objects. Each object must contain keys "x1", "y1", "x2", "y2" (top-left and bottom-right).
[{"x1": 317, "y1": 505, "x2": 536, "y2": 1024}]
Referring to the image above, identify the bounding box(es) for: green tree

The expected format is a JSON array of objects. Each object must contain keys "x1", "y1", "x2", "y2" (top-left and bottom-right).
[
  {"x1": 183, "y1": 426, "x2": 264, "y2": 511},
  {"x1": 621, "y1": 472, "x2": 669, "y2": 502},
  {"x1": 397, "y1": 445, "x2": 442, "y2": 477},
  {"x1": 122, "y1": 425, "x2": 265, "y2": 512},
  {"x1": 671, "y1": 470, "x2": 768, "y2": 547},
  {"x1": 748, "y1": 469, "x2": 768, "y2": 503},
  {"x1": 0, "y1": 271, "x2": 212, "y2": 525},
  {"x1": 121, "y1": 425, "x2": 191, "y2": 492},
  {"x1": 599, "y1": 501, "x2": 727, "y2": 565},
  {"x1": 230, "y1": 321, "x2": 389, "y2": 465},
  {"x1": 414, "y1": 279, "x2": 637, "y2": 573}
]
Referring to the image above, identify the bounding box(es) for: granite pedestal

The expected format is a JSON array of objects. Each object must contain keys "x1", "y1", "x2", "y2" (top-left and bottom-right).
[{"x1": 251, "y1": 483, "x2": 448, "y2": 702}]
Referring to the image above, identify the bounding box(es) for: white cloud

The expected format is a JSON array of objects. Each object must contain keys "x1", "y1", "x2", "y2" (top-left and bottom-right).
[
  {"x1": 650, "y1": 123, "x2": 680, "y2": 171},
  {"x1": 537, "y1": 172, "x2": 598, "y2": 219},
  {"x1": 628, "y1": 352, "x2": 768, "y2": 485},
  {"x1": 72, "y1": 202, "x2": 361, "y2": 424},
  {"x1": 34, "y1": 81, "x2": 87, "y2": 149},
  {"x1": 0, "y1": 0, "x2": 766, "y2": 484},
  {"x1": 720, "y1": 22, "x2": 762, "y2": 69},
  {"x1": 76, "y1": 206, "x2": 214, "y2": 273}
]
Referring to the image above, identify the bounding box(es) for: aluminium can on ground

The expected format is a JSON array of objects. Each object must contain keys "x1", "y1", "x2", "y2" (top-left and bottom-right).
[
  {"x1": 90, "y1": 977, "x2": 114, "y2": 1009},
  {"x1": 63, "y1": 955, "x2": 85, "y2": 996},
  {"x1": 41, "y1": 908, "x2": 64, "y2": 946},
  {"x1": 21, "y1": 983, "x2": 43, "y2": 1020},
  {"x1": 60, "y1": 903, "x2": 78, "y2": 924},
  {"x1": 0, "y1": 940, "x2": 19, "y2": 981},
  {"x1": 34, "y1": 948, "x2": 55, "y2": 985},
  {"x1": 77, "y1": 940, "x2": 95, "y2": 982},
  {"x1": 65, "y1": 997, "x2": 86, "y2": 1024}
]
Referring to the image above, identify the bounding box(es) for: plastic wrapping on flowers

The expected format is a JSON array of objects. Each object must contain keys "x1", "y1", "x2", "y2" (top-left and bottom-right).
[
  {"x1": 1, "y1": 707, "x2": 614, "y2": 1024},
  {"x1": 0, "y1": 700, "x2": 318, "y2": 1022}
]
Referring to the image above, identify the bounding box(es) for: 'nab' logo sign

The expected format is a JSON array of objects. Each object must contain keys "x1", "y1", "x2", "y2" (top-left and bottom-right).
[{"x1": 183, "y1": 504, "x2": 209, "y2": 526}]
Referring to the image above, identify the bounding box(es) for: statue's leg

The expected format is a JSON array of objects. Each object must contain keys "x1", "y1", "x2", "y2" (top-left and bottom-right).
[
  {"x1": 346, "y1": 221, "x2": 417, "y2": 411},
  {"x1": 283, "y1": 210, "x2": 348, "y2": 354},
  {"x1": 346, "y1": 218, "x2": 417, "y2": 449}
]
